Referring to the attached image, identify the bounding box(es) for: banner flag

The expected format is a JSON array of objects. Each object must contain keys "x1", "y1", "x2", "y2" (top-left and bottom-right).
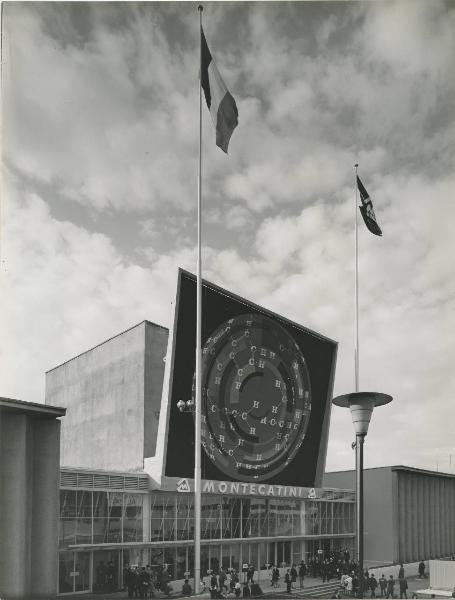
[
  {"x1": 201, "y1": 27, "x2": 238, "y2": 153},
  {"x1": 357, "y1": 176, "x2": 382, "y2": 236}
]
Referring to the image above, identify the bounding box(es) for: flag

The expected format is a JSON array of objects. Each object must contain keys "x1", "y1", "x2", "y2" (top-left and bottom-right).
[
  {"x1": 201, "y1": 27, "x2": 238, "y2": 153},
  {"x1": 357, "y1": 176, "x2": 382, "y2": 236}
]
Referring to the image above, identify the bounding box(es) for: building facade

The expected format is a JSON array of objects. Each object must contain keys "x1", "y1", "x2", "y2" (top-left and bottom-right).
[
  {"x1": 47, "y1": 271, "x2": 356, "y2": 594},
  {"x1": 324, "y1": 466, "x2": 455, "y2": 567},
  {"x1": 0, "y1": 397, "x2": 66, "y2": 599},
  {"x1": 58, "y1": 467, "x2": 355, "y2": 594}
]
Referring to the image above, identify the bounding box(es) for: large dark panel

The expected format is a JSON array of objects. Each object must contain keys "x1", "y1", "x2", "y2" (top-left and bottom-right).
[{"x1": 165, "y1": 270, "x2": 337, "y2": 487}]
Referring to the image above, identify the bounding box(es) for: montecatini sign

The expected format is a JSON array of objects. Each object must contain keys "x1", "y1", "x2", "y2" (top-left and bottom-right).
[{"x1": 176, "y1": 478, "x2": 318, "y2": 499}]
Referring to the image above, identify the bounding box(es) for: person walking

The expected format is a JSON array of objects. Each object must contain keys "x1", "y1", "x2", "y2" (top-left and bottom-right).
[
  {"x1": 285, "y1": 570, "x2": 292, "y2": 594},
  {"x1": 345, "y1": 573, "x2": 353, "y2": 597},
  {"x1": 290, "y1": 565, "x2": 297, "y2": 589},
  {"x1": 271, "y1": 566, "x2": 280, "y2": 588},
  {"x1": 387, "y1": 575, "x2": 395, "y2": 599},
  {"x1": 298, "y1": 562, "x2": 306, "y2": 589},
  {"x1": 398, "y1": 564, "x2": 405, "y2": 580},
  {"x1": 219, "y1": 568, "x2": 228, "y2": 594},
  {"x1": 379, "y1": 574, "x2": 387, "y2": 598},
  {"x1": 399, "y1": 577, "x2": 408, "y2": 599},
  {"x1": 370, "y1": 574, "x2": 378, "y2": 598},
  {"x1": 418, "y1": 561, "x2": 426, "y2": 579}
]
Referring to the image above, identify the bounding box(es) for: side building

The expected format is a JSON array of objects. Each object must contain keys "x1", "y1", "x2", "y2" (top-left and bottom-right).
[
  {"x1": 46, "y1": 272, "x2": 356, "y2": 595},
  {"x1": 0, "y1": 397, "x2": 66, "y2": 599},
  {"x1": 324, "y1": 466, "x2": 455, "y2": 567}
]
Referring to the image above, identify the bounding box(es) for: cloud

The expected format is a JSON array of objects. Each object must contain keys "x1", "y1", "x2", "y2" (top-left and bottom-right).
[{"x1": 1, "y1": 1, "x2": 454, "y2": 475}]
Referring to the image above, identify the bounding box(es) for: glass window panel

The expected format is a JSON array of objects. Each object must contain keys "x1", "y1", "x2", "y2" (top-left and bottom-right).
[
  {"x1": 201, "y1": 545, "x2": 210, "y2": 578},
  {"x1": 222, "y1": 498, "x2": 241, "y2": 539},
  {"x1": 59, "y1": 551, "x2": 74, "y2": 593},
  {"x1": 150, "y1": 494, "x2": 176, "y2": 541},
  {"x1": 75, "y1": 518, "x2": 92, "y2": 544},
  {"x1": 202, "y1": 496, "x2": 221, "y2": 540},
  {"x1": 269, "y1": 499, "x2": 293, "y2": 537},
  {"x1": 93, "y1": 492, "x2": 108, "y2": 518},
  {"x1": 93, "y1": 519, "x2": 108, "y2": 544},
  {"x1": 76, "y1": 491, "x2": 92, "y2": 518},
  {"x1": 176, "y1": 494, "x2": 193, "y2": 541},
  {"x1": 163, "y1": 494, "x2": 176, "y2": 541},
  {"x1": 176, "y1": 546, "x2": 187, "y2": 580},
  {"x1": 163, "y1": 547, "x2": 176, "y2": 580},
  {"x1": 60, "y1": 518, "x2": 76, "y2": 546},
  {"x1": 74, "y1": 552, "x2": 91, "y2": 592},
  {"x1": 108, "y1": 492, "x2": 123, "y2": 519},
  {"x1": 241, "y1": 498, "x2": 266, "y2": 538},
  {"x1": 123, "y1": 494, "x2": 143, "y2": 542},
  {"x1": 60, "y1": 490, "x2": 77, "y2": 518},
  {"x1": 150, "y1": 494, "x2": 163, "y2": 541},
  {"x1": 106, "y1": 518, "x2": 122, "y2": 543}
]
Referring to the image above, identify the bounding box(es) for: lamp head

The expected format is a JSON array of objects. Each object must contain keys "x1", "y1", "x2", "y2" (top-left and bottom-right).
[
  {"x1": 332, "y1": 392, "x2": 392, "y2": 437},
  {"x1": 176, "y1": 399, "x2": 186, "y2": 412}
]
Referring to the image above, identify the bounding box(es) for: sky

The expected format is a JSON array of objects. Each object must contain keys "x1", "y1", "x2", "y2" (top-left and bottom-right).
[{"x1": 1, "y1": 1, "x2": 454, "y2": 474}]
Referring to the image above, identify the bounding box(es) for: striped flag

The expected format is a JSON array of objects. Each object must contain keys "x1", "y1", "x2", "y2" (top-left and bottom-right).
[
  {"x1": 201, "y1": 27, "x2": 238, "y2": 153},
  {"x1": 357, "y1": 176, "x2": 382, "y2": 236}
]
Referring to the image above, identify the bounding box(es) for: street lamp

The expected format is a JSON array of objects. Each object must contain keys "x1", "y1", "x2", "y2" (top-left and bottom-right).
[{"x1": 332, "y1": 392, "x2": 392, "y2": 598}]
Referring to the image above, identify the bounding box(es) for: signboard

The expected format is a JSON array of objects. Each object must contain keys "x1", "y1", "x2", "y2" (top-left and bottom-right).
[{"x1": 163, "y1": 270, "x2": 337, "y2": 488}]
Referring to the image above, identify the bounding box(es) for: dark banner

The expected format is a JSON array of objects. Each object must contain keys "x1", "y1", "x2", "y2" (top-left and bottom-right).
[{"x1": 164, "y1": 270, "x2": 337, "y2": 487}]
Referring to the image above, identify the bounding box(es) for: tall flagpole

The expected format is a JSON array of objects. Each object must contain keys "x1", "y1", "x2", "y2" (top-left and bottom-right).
[
  {"x1": 194, "y1": 5, "x2": 203, "y2": 595},
  {"x1": 353, "y1": 163, "x2": 364, "y2": 596},
  {"x1": 354, "y1": 163, "x2": 359, "y2": 393}
]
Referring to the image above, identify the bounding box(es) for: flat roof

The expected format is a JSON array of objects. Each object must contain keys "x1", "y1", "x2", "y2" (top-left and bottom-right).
[
  {"x1": 326, "y1": 464, "x2": 455, "y2": 479},
  {"x1": 0, "y1": 397, "x2": 66, "y2": 418},
  {"x1": 46, "y1": 319, "x2": 168, "y2": 374}
]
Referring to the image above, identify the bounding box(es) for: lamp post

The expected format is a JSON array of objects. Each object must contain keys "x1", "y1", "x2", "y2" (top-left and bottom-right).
[{"x1": 332, "y1": 392, "x2": 392, "y2": 598}]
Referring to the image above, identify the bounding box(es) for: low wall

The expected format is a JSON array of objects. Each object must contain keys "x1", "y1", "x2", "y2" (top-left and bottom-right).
[
  {"x1": 430, "y1": 560, "x2": 455, "y2": 591},
  {"x1": 367, "y1": 560, "x2": 429, "y2": 581}
]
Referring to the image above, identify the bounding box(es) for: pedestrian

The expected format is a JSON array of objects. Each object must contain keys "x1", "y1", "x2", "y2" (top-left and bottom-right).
[
  {"x1": 345, "y1": 573, "x2": 353, "y2": 597},
  {"x1": 299, "y1": 562, "x2": 306, "y2": 589},
  {"x1": 234, "y1": 581, "x2": 241, "y2": 598},
  {"x1": 247, "y1": 564, "x2": 255, "y2": 585},
  {"x1": 182, "y1": 579, "x2": 192, "y2": 597},
  {"x1": 418, "y1": 561, "x2": 425, "y2": 579},
  {"x1": 398, "y1": 564, "x2": 405, "y2": 580},
  {"x1": 370, "y1": 575, "x2": 378, "y2": 598},
  {"x1": 387, "y1": 575, "x2": 395, "y2": 599},
  {"x1": 271, "y1": 565, "x2": 280, "y2": 588},
  {"x1": 219, "y1": 567, "x2": 228, "y2": 594},
  {"x1": 285, "y1": 570, "x2": 292, "y2": 594},
  {"x1": 399, "y1": 577, "x2": 408, "y2": 599},
  {"x1": 290, "y1": 565, "x2": 297, "y2": 589},
  {"x1": 379, "y1": 574, "x2": 387, "y2": 598}
]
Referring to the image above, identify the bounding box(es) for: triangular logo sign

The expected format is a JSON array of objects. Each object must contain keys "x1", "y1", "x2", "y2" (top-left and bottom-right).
[
  {"x1": 307, "y1": 487, "x2": 316, "y2": 499},
  {"x1": 177, "y1": 478, "x2": 191, "y2": 493}
]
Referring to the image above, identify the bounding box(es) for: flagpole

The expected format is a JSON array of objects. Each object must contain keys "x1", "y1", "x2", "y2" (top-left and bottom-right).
[
  {"x1": 194, "y1": 5, "x2": 203, "y2": 595},
  {"x1": 354, "y1": 163, "x2": 359, "y2": 393}
]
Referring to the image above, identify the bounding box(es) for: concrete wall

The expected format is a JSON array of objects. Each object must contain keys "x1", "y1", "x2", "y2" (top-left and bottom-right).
[
  {"x1": 46, "y1": 321, "x2": 168, "y2": 471},
  {"x1": 324, "y1": 467, "x2": 395, "y2": 566},
  {"x1": 144, "y1": 323, "x2": 168, "y2": 458},
  {"x1": 395, "y1": 470, "x2": 455, "y2": 563},
  {"x1": 0, "y1": 408, "x2": 61, "y2": 599}
]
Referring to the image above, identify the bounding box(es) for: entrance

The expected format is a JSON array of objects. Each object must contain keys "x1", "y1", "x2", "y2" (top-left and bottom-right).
[{"x1": 58, "y1": 551, "x2": 91, "y2": 594}]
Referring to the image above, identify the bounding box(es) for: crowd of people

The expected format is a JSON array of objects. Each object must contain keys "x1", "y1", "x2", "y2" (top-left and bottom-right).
[
  {"x1": 122, "y1": 563, "x2": 173, "y2": 599},
  {"x1": 93, "y1": 550, "x2": 455, "y2": 598}
]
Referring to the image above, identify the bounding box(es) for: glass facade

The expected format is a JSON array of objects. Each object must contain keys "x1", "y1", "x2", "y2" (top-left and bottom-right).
[
  {"x1": 60, "y1": 490, "x2": 144, "y2": 547},
  {"x1": 58, "y1": 481, "x2": 355, "y2": 594},
  {"x1": 147, "y1": 493, "x2": 354, "y2": 541}
]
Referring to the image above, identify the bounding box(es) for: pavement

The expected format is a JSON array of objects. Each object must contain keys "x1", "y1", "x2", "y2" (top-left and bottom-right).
[{"x1": 61, "y1": 572, "x2": 434, "y2": 600}]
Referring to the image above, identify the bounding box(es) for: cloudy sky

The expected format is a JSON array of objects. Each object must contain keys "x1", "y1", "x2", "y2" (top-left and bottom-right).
[{"x1": 2, "y1": 1, "x2": 454, "y2": 473}]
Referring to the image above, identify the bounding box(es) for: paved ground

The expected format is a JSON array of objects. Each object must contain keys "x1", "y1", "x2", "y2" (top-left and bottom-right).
[{"x1": 62, "y1": 573, "x2": 433, "y2": 600}]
